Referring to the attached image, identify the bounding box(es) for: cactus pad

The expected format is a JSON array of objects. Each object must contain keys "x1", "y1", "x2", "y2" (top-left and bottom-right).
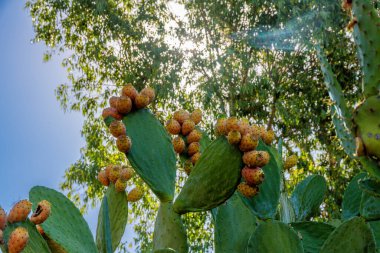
[
  {"x1": 342, "y1": 172, "x2": 367, "y2": 220},
  {"x1": 360, "y1": 192, "x2": 380, "y2": 220},
  {"x1": 358, "y1": 177, "x2": 380, "y2": 198},
  {"x1": 29, "y1": 186, "x2": 98, "y2": 253}
]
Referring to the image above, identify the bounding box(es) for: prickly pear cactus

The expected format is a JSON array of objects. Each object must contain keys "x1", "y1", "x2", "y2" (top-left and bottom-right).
[
  {"x1": 173, "y1": 136, "x2": 242, "y2": 214},
  {"x1": 239, "y1": 141, "x2": 281, "y2": 219},
  {"x1": 360, "y1": 192, "x2": 380, "y2": 220},
  {"x1": 29, "y1": 186, "x2": 98, "y2": 253},
  {"x1": 246, "y1": 220, "x2": 303, "y2": 253},
  {"x1": 291, "y1": 222, "x2": 335, "y2": 253},
  {"x1": 342, "y1": 172, "x2": 367, "y2": 220},
  {"x1": 368, "y1": 221, "x2": 380, "y2": 252},
  {"x1": 0, "y1": 220, "x2": 51, "y2": 253},
  {"x1": 153, "y1": 202, "x2": 188, "y2": 253},
  {"x1": 214, "y1": 193, "x2": 256, "y2": 253},
  {"x1": 96, "y1": 184, "x2": 128, "y2": 253},
  {"x1": 290, "y1": 175, "x2": 327, "y2": 221},
  {"x1": 320, "y1": 217, "x2": 376, "y2": 253},
  {"x1": 105, "y1": 109, "x2": 177, "y2": 202},
  {"x1": 358, "y1": 177, "x2": 380, "y2": 197}
]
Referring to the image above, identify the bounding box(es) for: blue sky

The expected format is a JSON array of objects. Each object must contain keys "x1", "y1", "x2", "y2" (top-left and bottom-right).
[{"x1": 0, "y1": 0, "x2": 135, "y2": 246}]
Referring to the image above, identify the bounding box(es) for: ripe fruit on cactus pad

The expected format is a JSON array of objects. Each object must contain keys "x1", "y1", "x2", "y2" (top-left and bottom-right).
[
  {"x1": 102, "y1": 107, "x2": 123, "y2": 120},
  {"x1": 115, "y1": 179, "x2": 127, "y2": 192},
  {"x1": 127, "y1": 187, "x2": 143, "y2": 202},
  {"x1": 181, "y1": 119, "x2": 195, "y2": 135},
  {"x1": 116, "y1": 96, "x2": 132, "y2": 114},
  {"x1": 30, "y1": 200, "x2": 51, "y2": 225},
  {"x1": 120, "y1": 167, "x2": 133, "y2": 181},
  {"x1": 116, "y1": 135, "x2": 132, "y2": 153},
  {"x1": 227, "y1": 130, "x2": 242, "y2": 145},
  {"x1": 237, "y1": 182, "x2": 258, "y2": 198},
  {"x1": 190, "y1": 109, "x2": 202, "y2": 125},
  {"x1": 134, "y1": 93, "x2": 150, "y2": 109},
  {"x1": 215, "y1": 118, "x2": 227, "y2": 136},
  {"x1": 109, "y1": 120, "x2": 126, "y2": 137},
  {"x1": 109, "y1": 96, "x2": 119, "y2": 108},
  {"x1": 239, "y1": 133, "x2": 258, "y2": 152},
  {"x1": 262, "y1": 129, "x2": 275, "y2": 145},
  {"x1": 243, "y1": 150, "x2": 270, "y2": 167},
  {"x1": 172, "y1": 137, "x2": 186, "y2": 154},
  {"x1": 121, "y1": 84, "x2": 138, "y2": 100},
  {"x1": 353, "y1": 95, "x2": 380, "y2": 159},
  {"x1": 141, "y1": 87, "x2": 155, "y2": 103},
  {"x1": 187, "y1": 129, "x2": 202, "y2": 143},
  {"x1": 98, "y1": 170, "x2": 110, "y2": 186},
  {"x1": 109, "y1": 165, "x2": 121, "y2": 183},
  {"x1": 0, "y1": 208, "x2": 6, "y2": 230},
  {"x1": 0, "y1": 229, "x2": 3, "y2": 244},
  {"x1": 188, "y1": 142, "x2": 200, "y2": 156},
  {"x1": 8, "y1": 227, "x2": 29, "y2": 253},
  {"x1": 166, "y1": 119, "x2": 181, "y2": 135},
  {"x1": 7, "y1": 200, "x2": 32, "y2": 224},
  {"x1": 239, "y1": 119, "x2": 250, "y2": 135},
  {"x1": 242, "y1": 167, "x2": 264, "y2": 186},
  {"x1": 226, "y1": 117, "x2": 240, "y2": 132},
  {"x1": 173, "y1": 110, "x2": 190, "y2": 125},
  {"x1": 191, "y1": 152, "x2": 201, "y2": 165}
]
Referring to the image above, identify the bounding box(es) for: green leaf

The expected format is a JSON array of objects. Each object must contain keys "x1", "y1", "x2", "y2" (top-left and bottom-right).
[
  {"x1": 153, "y1": 202, "x2": 188, "y2": 253},
  {"x1": 1, "y1": 220, "x2": 52, "y2": 253},
  {"x1": 96, "y1": 185, "x2": 128, "y2": 253},
  {"x1": 247, "y1": 220, "x2": 304, "y2": 253},
  {"x1": 320, "y1": 217, "x2": 376, "y2": 253},
  {"x1": 359, "y1": 177, "x2": 380, "y2": 198},
  {"x1": 369, "y1": 221, "x2": 380, "y2": 252},
  {"x1": 29, "y1": 186, "x2": 98, "y2": 253},
  {"x1": 173, "y1": 136, "x2": 242, "y2": 214},
  {"x1": 120, "y1": 109, "x2": 176, "y2": 202},
  {"x1": 291, "y1": 222, "x2": 335, "y2": 253},
  {"x1": 239, "y1": 141, "x2": 281, "y2": 219},
  {"x1": 290, "y1": 175, "x2": 327, "y2": 221},
  {"x1": 342, "y1": 172, "x2": 367, "y2": 220},
  {"x1": 360, "y1": 192, "x2": 380, "y2": 221},
  {"x1": 214, "y1": 193, "x2": 256, "y2": 253}
]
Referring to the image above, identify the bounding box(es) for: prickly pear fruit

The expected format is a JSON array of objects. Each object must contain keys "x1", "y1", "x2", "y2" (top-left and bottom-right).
[
  {"x1": 0, "y1": 229, "x2": 3, "y2": 244},
  {"x1": 172, "y1": 137, "x2": 186, "y2": 154},
  {"x1": 227, "y1": 130, "x2": 242, "y2": 145},
  {"x1": 109, "y1": 96, "x2": 119, "y2": 108},
  {"x1": 242, "y1": 167, "x2": 264, "y2": 186},
  {"x1": 98, "y1": 170, "x2": 110, "y2": 186},
  {"x1": 7, "y1": 200, "x2": 32, "y2": 224},
  {"x1": 174, "y1": 110, "x2": 190, "y2": 125},
  {"x1": 109, "y1": 165, "x2": 121, "y2": 183},
  {"x1": 166, "y1": 119, "x2": 181, "y2": 135},
  {"x1": 237, "y1": 182, "x2": 258, "y2": 198},
  {"x1": 116, "y1": 96, "x2": 132, "y2": 114},
  {"x1": 284, "y1": 155, "x2": 298, "y2": 170},
  {"x1": 8, "y1": 227, "x2": 29, "y2": 253},
  {"x1": 109, "y1": 120, "x2": 126, "y2": 137},
  {"x1": 30, "y1": 200, "x2": 51, "y2": 225},
  {"x1": 135, "y1": 93, "x2": 150, "y2": 109},
  {"x1": 120, "y1": 167, "x2": 133, "y2": 181},
  {"x1": 355, "y1": 137, "x2": 365, "y2": 157},
  {"x1": 141, "y1": 87, "x2": 155, "y2": 103},
  {"x1": 242, "y1": 151, "x2": 270, "y2": 167},
  {"x1": 248, "y1": 125, "x2": 261, "y2": 138},
  {"x1": 105, "y1": 164, "x2": 113, "y2": 179},
  {"x1": 187, "y1": 129, "x2": 202, "y2": 143},
  {"x1": 116, "y1": 135, "x2": 132, "y2": 153},
  {"x1": 215, "y1": 118, "x2": 228, "y2": 136},
  {"x1": 102, "y1": 107, "x2": 123, "y2": 120},
  {"x1": 0, "y1": 208, "x2": 6, "y2": 230},
  {"x1": 262, "y1": 129, "x2": 275, "y2": 145},
  {"x1": 239, "y1": 134, "x2": 258, "y2": 152},
  {"x1": 127, "y1": 187, "x2": 143, "y2": 202},
  {"x1": 188, "y1": 142, "x2": 200, "y2": 156},
  {"x1": 121, "y1": 84, "x2": 138, "y2": 100},
  {"x1": 239, "y1": 119, "x2": 250, "y2": 135},
  {"x1": 191, "y1": 152, "x2": 201, "y2": 165},
  {"x1": 115, "y1": 179, "x2": 127, "y2": 192},
  {"x1": 181, "y1": 119, "x2": 195, "y2": 136},
  {"x1": 190, "y1": 109, "x2": 202, "y2": 125},
  {"x1": 226, "y1": 117, "x2": 240, "y2": 132}
]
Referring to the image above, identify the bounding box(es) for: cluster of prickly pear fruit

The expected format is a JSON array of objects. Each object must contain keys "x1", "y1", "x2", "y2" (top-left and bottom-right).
[
  {"x1": 97, "y1": 164, "x2": 143, "y2": 202},
  {"x1": 284, "y1": 154, "x2": 298, "y2": 170},
  {"x1": 166, "y1": 109, "x2": 203, "y2": 174},
  {"x1": 214, "y1": 117, "x2": 273, "y2": 198},
  {"x1": 0, "y1": 199, "x2": 51, "y2": 253}
]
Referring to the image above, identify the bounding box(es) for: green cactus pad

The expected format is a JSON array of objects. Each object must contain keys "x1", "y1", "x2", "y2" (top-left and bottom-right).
[
  {"x1": 110, "y1": 109, "x2": 177, "y2": 202},
  {"x1": 214, "y1": 193, "x2": 256, "y2": 253},
  {"x1": 173, "y1": 136, "x2": 242, "y2": 214},
  {"x1": 358, "y1": 177, "x2": 380, "y2": 198},
  {"x1": 360, "y1": 192, "x2": 380, "y2": 220},
  {"x1": 342, "y1": 172, "x2": 367, "y2": 220},
  {"x1": 246, "y1": 220, "x2": 303, "y2": 253},
  {"x1": 369, "y1": 221, "x2": 380, "y2": 252},
  {"x1": 153, "y1": 202, "x2": 188, "y2": 253},
  {"x1": 290, "y1": 175, "x2": 327, "y2": 221},
  {"x1": 352, "y1": 0, "x2": 380, "y2": 97},
  {"x1": 96, "y1": 184, "x2": 128, "y2": 253},
  {"x1": 29, "y1": 186, "x2": 98, "y2": 253},
  {"x1": 291, "y1": 222, "x2": 335, "y2": 253},
  {"x1": 320, "y1": 217, "x2": 376, "y2": 253},
  {"x1": 0, "y1": 220, "x2": 51, "y2": 253},
  {"x1": 358, "y1": 157, "x2": 380, "y2": 181},
  {"x1": 354, "y1": 95, "x2": 380, "y2": 160},
  {"x1": 239, "y1": 141, "x2": 281, "y2": 219},
  {"x1": 154, "y1": 249, "x2": 177, "y2": 253}
]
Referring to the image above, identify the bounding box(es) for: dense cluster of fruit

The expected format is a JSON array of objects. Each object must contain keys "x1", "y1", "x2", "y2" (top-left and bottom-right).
[
  {"x1": 166, "y1": 109, "x2": 203, "y2": 175},
  {"x1": 214, "y1": 117, "x2": 274, "y2": 198},
  {"x1": 0, "y1": 199, "x2": 51, "y2": 253},
  {"x1": 102, "y1": 84, "x2": 156, "y2": 154},
  {"x1": 97, "y1": 165, "x2": 143, "y2": 202}
]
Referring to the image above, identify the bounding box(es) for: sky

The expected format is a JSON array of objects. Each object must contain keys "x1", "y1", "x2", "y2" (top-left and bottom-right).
[{"x1": 0, "y1": 0, "x2": 134, "y2": 248}]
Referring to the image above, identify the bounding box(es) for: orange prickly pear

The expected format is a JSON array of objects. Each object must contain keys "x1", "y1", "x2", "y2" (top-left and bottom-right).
[
  {"x1": 8, "y1": 227, "x2": 29, "y2": 253},
  {"x1": 7, "y1": 200, "x2": 32, "y2": 224},
  {"x1": 190, "y1": 109, "x2": 202, "y2": 125},
  {"x1": 140, "y1": 87, "x2": 155, "y2": 103},
  {"x1": 30, "y1": 200, "x2": 51, "y2": 225},
  {"x1": 121, "y1": 84, "x2": 138, "y2": 100},
  {"x1": 166, "y1": 119, "x2": 181, "y2": 135}
]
